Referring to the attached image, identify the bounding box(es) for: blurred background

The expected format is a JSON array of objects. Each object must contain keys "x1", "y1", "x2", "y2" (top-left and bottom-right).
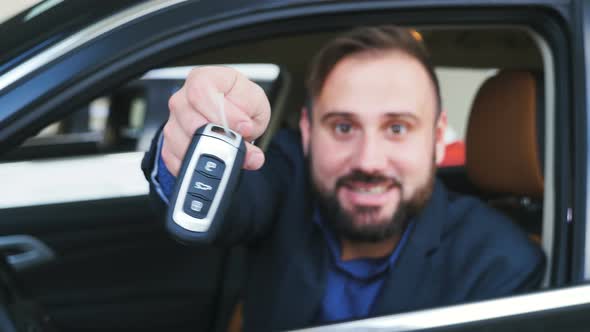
[{"x1": 1, "y1": 0, "x2": 42, "y2": 22}]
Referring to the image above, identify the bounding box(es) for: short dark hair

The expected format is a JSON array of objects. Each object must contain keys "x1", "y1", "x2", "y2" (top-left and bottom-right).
[{"x1": 306, "y1": 25, "x2": 441, "y2": 114}]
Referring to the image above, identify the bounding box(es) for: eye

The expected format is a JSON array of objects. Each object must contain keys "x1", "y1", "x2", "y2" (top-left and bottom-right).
[
  {"x1": 389, "y1": 123, "x2": 407, "y2": 136},
  {"x1": 334, "y1": 123, "x2": 353, "y2": 135}
]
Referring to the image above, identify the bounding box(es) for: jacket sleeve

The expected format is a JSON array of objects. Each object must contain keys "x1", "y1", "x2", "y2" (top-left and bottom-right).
[
  {"x1": 141, "y1": 124, "x2": 168, "y2": 220},
  {"x1": 471, "y1": 244, "x2": 546, "y2": 300},
  {"x1": 141, "y1": 126, "x2": 298, "y2": 246},
  {"x1": 214, "y1": 129, "x2": 299, "y2": 246},
  {"x1": 462, "y1": 215, "x2": 547, "y2": 301}
]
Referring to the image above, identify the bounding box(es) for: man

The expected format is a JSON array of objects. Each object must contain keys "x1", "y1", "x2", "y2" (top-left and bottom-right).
[{"x1": 143, "y1": 26, "x2": 545, "y2": 331}]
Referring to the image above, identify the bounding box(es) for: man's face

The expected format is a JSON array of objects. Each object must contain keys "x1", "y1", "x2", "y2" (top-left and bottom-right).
[{"x1": 300, "y1": 51, "x2": 447, "y2": 242}]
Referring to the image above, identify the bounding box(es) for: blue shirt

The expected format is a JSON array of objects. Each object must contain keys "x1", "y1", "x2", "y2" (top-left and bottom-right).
[
  {"x1": 156, "y1": 150, "x2": 175, "y2": 199},
  {"x1": 152, "y1": 137, "x2": 414, "y2": 323},
  {"x1": 314, "y1": 211, "x2": 414, "y2": 323},
  {"x1": 151, "y1": 134, "x2": 175, "y2": 202}
]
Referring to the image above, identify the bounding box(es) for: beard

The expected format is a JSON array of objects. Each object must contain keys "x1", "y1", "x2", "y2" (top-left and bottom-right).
[{"x1": 310, "y1": 158, "x2": 436, "y2": 243}]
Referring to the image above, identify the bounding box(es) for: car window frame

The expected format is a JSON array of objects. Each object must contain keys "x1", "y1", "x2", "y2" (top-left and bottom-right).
[
  {"x1": 293, "y1": 283, "x2": 590, "y2": 332},
  {"x1": 0, "y1": 0, "x2": 579, "y2": 329}
]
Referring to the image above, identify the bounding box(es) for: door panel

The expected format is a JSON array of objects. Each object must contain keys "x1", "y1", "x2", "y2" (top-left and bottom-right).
[
  {"x1": 0, "y1": 196, "x2": 227, "y2": 331},
  {"x1": 0, "y1": 63, "x2": 281, "y2": 332}
]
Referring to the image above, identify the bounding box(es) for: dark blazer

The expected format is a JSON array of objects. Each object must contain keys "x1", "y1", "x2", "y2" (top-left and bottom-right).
[{"x1": 143, "y1": 128, "x2": 546, "y2": 332}]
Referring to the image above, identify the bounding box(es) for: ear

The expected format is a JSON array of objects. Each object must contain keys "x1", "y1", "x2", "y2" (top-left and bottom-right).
[
  {"x1": 434, "y1": 110, "x2": 448, "y2": 165},
  {"x1": 299, "y1": 107, "x2": 311, "y2": 156}
]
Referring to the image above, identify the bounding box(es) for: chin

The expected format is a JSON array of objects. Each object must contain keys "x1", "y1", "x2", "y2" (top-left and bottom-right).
[{"x1": 348, "y1": 206, "x2": 395, "y2": 227}]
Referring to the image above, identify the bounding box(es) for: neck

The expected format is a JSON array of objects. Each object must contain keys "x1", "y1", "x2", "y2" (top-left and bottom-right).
[{"x1": 340, "y1": 234, "x2": 401, "y2": 261}]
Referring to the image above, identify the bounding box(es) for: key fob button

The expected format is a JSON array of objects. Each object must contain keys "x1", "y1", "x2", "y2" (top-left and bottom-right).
[
  {"x1": 196, "y1": 155, "x2": 225, "y2": 179},
  {"x1": 183, "y1": 194, "x2": 210, "y2": 218},
  {"x1": 188, "y1": 173, "x2": 220, "y2": 200}
]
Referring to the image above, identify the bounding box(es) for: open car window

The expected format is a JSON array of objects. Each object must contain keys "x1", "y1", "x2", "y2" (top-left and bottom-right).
[
  {"x1": 436, "y1": 67, "x2": 498, "y2": 167},
  {"x1": 0, "y1": 0, "x2": 576, "y2": 330},
  {"x1": 0, "y1": 64, "x2": 281, "y2": 208}
]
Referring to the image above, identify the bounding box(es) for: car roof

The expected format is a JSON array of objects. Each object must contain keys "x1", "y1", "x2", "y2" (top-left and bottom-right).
[
  {"x1": 0, "y1": 0, "x2": 144, "y2": 73},
  {"x1": 0, "y1": 0, "x2": 560, "y2": 154}
]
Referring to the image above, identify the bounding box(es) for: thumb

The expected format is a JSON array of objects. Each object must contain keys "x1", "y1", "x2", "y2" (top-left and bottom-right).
[{"x1": 242, "y1": 142, "x2": 265, "y2": 170}]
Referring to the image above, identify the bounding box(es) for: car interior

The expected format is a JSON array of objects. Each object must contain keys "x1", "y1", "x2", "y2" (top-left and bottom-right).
[{"x1": 0, "y1": 25, "x2": 549, "y2": 332}]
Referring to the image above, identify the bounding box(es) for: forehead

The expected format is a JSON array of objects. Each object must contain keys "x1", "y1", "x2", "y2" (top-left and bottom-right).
[{"x1": 315, "y1": 51, "x2": 437, "y2": 121}]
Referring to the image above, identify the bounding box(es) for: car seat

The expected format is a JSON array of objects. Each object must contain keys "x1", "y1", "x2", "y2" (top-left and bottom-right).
[{"x1": 465, "y1": 69, "x2": 544, "y2": 241}]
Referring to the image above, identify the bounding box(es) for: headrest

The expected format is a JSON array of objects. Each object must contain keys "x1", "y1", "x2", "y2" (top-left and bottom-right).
[{"x1": 465, "y1": 70, "x2": 544, "y2": 198}]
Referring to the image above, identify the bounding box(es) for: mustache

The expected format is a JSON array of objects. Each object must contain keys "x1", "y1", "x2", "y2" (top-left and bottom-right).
[{"x1": 335, "y1": 170, "x2": 402, "y2": 189}]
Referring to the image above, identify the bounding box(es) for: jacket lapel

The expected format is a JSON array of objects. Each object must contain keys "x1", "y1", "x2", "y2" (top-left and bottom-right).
[
  {"x1": 267, "y1": 182, "x2": 330, "y2": 330},
  {"x1": 268, "y1": 223, "x2": 329, "y2": 330},
  {"x1": 371, "y1": 181, "x2": 447, "y2": 316}
]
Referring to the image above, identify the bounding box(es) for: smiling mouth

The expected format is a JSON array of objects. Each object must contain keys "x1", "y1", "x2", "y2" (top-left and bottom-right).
[{"x1": 342, "y1": 181, "x2": 397, "y2": 194}]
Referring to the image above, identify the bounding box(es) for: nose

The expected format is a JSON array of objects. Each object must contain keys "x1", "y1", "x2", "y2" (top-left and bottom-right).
[{"x1": 352, "y1": 131, "x2": 389, "y2": 174}]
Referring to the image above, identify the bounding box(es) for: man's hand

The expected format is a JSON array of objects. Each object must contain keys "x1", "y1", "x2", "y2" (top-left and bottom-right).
[{"x1": 162, "y1": 66, "x2": 271, "y2": 176}]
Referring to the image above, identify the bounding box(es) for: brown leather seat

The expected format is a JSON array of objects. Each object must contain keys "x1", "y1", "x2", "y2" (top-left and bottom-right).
[
  {"x1": 465, "y1": 70, "x2": 544, "y2": 240},
  {"x1": 226, "y1": 302, "x2": 243, "y2": 332}
]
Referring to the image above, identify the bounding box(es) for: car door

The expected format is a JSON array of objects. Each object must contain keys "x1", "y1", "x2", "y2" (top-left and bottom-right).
[
  {"x1": 292, "y1": 283, "x2": 590, "y2": 332},
  {"x1": 0, "y1": 2, "x2": 285, "y2": 331},
  {"x1": 0, "y1": 0, "x2": 587, "y2": 331},
  {"x1": 0, "y1": 66, "x2": 281, "y2": 332}
]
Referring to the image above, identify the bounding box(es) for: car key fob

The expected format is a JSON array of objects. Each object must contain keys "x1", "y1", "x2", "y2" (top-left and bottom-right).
[{"x1": 167, "y1": 123, "x2": 246, "y2": 244}]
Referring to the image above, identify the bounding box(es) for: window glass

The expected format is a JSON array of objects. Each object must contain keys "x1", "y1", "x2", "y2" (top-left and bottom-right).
[
  {"x1": 436, "y1": 67, "x2": 498, "y2": 167},
  {"x1": 89, "y1": 97, "x2": 111, "y2": 132},
  {"x1": 0, "y1": 64, "x2": 281, "y2": 208}
]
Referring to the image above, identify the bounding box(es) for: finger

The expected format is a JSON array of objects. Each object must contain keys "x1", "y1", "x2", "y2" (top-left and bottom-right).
[
  {"x1": 162, "y1": 113, "x2": 191, "y2": 162},
  {"x1": 223, "y1": 75, "x2": 271, "y2": 141},
  {"x1": 215, "y1": 96, "x2": 258, "y2": 136},
  {"x1": 181, "y1": 76, "x2": 253, "y2": 136},
  {"x1": 161, "y1": 140, "x2": 182, "y2": 176},
  {"x1": 242, "y1": 142, "x2": 265, "y2": 171},
  {"x1": 169, "y1": 87, "x2": 208, "y2": 137},
  {"x1": 184, "y1": 67, "x2": 243, "y2": 126},
  {"x1": 185, "y1": 67, "x2": 270, "y2": 139}
]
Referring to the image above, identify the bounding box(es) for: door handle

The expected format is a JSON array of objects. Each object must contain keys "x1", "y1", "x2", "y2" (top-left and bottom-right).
[{"x1": 0, "y1": 235, "x2": 55, "y2": 271}]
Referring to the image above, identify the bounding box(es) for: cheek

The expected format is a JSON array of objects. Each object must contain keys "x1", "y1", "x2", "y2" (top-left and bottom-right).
[
  {"x1": 309, "y1": 131, "x2": 353, "y2": 190},
  {"x1": 391, "y1": 136, "x2": 436, "y2": 193}
]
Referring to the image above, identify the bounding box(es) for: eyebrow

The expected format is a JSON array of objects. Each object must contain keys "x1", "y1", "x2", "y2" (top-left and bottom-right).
[
  {"x1": 382, "y1": 112, "x2": 420, "y2": 124},
  {"x1": 320, "y1": 111, "x2": 420, "y2": 123},
  {"x1": 320, "y1": 112, "x2": 356, "y2": 123}
]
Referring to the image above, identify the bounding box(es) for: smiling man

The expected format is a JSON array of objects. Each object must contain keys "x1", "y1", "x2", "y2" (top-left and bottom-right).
[
  {"x1": 143, "y1": 26, "x2": 545, "y2": 332},
  {"x1": 302, "y1": 37, "x2": 444, "y2": 263}
]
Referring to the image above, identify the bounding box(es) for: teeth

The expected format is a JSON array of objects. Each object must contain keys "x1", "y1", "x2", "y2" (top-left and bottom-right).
[
  {"x1": 370, "y1": 186, "x2": 386, "y2": 194},
  {"x1": 354, "y1": 185, "x2": 387, "y2": 194}
]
